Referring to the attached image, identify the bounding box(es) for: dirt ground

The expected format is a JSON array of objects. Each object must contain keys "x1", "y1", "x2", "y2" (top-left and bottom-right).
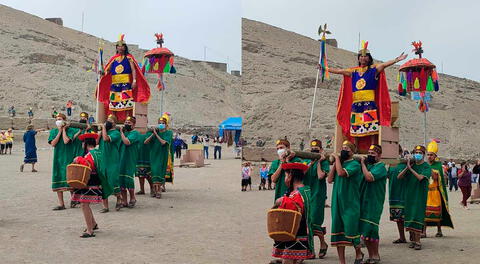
[
  {"x1": 0, "y1": 142, "x2": 245, "y2": 264},
  {"x1": 1, "y1": 139, "x2": 479, "y2": 263},
  {"x1": 241, "y1": 173, "x2": 480, "y2": 264}
]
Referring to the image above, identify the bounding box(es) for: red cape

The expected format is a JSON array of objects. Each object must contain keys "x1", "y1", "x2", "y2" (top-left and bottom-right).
[
  {"x1": 336, "y1": 68, "x2": 391, "y2": 141},
  {"x1": 97, "y1": 54, "x2": 150, "y2": 104}
]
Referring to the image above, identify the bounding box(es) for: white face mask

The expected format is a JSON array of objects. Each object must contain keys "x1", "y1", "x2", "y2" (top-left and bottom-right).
[
  {"x1": 55, "y1": 120, "x2": 64, "y2": 127},
  {"x1": 277, "y1": 148, "x2": 286, "y2": 158}
]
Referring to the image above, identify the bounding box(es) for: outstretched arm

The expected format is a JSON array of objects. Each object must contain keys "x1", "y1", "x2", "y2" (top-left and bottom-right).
[
  {"x1": 318, "y1": 64, "x2": 352, "y2": 77},
  {"x1": 376, "y1": 52, "x2": 407, "y2": 73}
]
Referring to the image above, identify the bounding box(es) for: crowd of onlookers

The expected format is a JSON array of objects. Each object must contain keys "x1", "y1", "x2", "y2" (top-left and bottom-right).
[
  {"x1": 0, "y1": 128, "x2": 14, "y2": 155},
  {"x1": 190, "y1": 134, "x2": 224, "y2": 160}
]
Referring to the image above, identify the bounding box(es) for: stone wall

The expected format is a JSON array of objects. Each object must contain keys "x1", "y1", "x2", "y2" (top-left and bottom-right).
[
  {"x1": 45, "y1": 18, "x2": 63, "y2": 26},
  {"x1": 191, "y1": 60, "x2": 227, "y2": 72},
  {"x1": 241, "y1": 146, "x2": 277, "y2": 162}
]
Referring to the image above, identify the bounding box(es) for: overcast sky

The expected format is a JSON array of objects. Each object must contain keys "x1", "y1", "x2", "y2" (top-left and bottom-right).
[
  {"x1": 243, "y1": 0, "x2": 480, "y2": 81},
  {"x1": 1, "y1": 0, "x2": 241, "y2": 72}
]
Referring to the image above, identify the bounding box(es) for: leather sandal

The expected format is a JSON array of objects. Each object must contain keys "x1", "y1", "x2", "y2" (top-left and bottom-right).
[{"x1": 52, "y1": 205, "x2": 66, "y2": 211}]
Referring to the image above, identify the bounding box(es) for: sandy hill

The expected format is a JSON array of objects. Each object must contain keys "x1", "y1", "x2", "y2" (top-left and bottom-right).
[
  {"x1": 242, "y1": 18, "x2": 480, "y2": 159},
  {"x1": 0, "y1": 4, "x2": 241, "y2": 129}
]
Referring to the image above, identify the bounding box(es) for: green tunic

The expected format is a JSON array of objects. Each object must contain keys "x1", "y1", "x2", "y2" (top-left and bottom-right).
[
  {"x1": 426, "y1": 161, "x2": 453, "y2": 228},
  {"x1": 303, "y1": 159, "x2": 330, "y2": 235},
  {"x1": 48, "y1": 127, "x2": 80, "y2": 191},
  {"x1": 331, "y1": 159, "x2": 363, "y2": 246},
  {"x1": 404, "y1": 162, "x2": 431, "y2": 233},
  {"x1": 98, "y1": 129, "x2": 121, "y2": 195},
  {"x1": 149, "y1": 130, "x2": 174, "y2": 184},
  {"x1": 118, "y1": 130, "x2": 140, "y2": 190},
  {"x1": 89, "y1": 149, "x2": 113, "y2": 199},
  {"x1": 298, "y1": 186, "x2": 315, "y2": 254},
  {"x1": 269, "y1": 157, "x2": 304, "y2": 201},
  {"x1": 136, "y1": 133, "x2": 152, "y2": 178},
  {"x1": 359, "y1": 162, "x2": 387, "y2": 241},
  {"x1": 388, "y1": 163, "x2": 407, "y2": 221}
]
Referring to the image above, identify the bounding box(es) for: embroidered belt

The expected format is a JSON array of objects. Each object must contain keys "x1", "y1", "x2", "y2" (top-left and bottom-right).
[
  {"x1": 353, "y1": 90, "x2": 375, "y2": 103},
  {"x1": 112, "y1": 74, "x2": 130, "y2": 84}
]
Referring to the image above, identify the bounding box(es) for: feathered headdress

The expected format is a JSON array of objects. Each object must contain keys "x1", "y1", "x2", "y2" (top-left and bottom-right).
[
  {"x1": 359, "y1": 40, "x2": 370, "y2": 56},
  {"x1": 116, "y1": 34, "x2": 126, "y2": 46},
  {"x1": 412, "y1": 41, "x2": 423, "y2": 58},
  {"x1": 155, "y1": 33, "x2": 164, "y2": 47}
]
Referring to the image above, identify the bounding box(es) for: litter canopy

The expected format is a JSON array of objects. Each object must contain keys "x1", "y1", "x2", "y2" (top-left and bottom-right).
[
  {"x1": 219, "y1": 117, "x2": 242, "y2": 131},
  {"x1": 218, "y1": 117, "x2": 242, "y2": 145}
]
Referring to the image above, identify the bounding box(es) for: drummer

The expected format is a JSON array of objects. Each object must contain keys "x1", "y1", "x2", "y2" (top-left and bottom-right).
[
  {"x1": 71, "y1": 132, "x2": 112, "y2": 238},
  {"x1": 272, "y1": 162, "x2": 314, "y2": 262}
]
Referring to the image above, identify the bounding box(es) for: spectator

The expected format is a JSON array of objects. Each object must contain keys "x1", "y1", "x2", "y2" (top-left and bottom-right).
[
  {"x1": 191, "y1": 134, "x2": 198, "y2": 144},
  {"x1": 0, "y1": 131, "x2": 6, "y2": 154},
  {"x1": 473, "y1": 160, "x2": 480, "y2": 184},
  {"x1": 27, "y1": 107, "x2": 34, "y2": 118},
  {"x1": 8, "y1": 106, "x2": 16, "y2": 117},
  {"x1": 88, "y1": 116, "x2": 95, "y2": 124},
  {"x1": 471, "y1": 163, "x2": 478, "y2": 184},
  {"x1": 241, "y1": 162, "x2": 252, "y2": 192},
  {"x1": 299, "y1": 138, "x2": 305, "y2": 151},
  {"x1": 20, "y1": 125, "x2": 42, "y2": 172},
  {"x1": 448, "y1": 163, "x2": 459, "y2": 192},
  {"x1": 259, "y1": 162, "x2": 269, "y2": 190},
  {"x1": 458, "y1": 163, "x2": 472, "y2": 209},
  {"x1": 214, "y1": 136, "x2": 222, "y2": 160},
  {"x1": 174, "y1": 133, "x2": 184, "y2": 159},
  {"x1": 51, "y1": 106, "x2": 58, "y2": 118},
  {"x1": 66, "y1": 100, "x2": 73, "y2": 117},
  {"x1": 5, "y1": 128, "x2": 14, "y2": 155},
  {"x1": 201, "y1": 135, "x2": 210, "y2": 159}
]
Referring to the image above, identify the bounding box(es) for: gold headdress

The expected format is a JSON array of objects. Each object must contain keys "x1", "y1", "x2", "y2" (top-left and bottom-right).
[
  {"x1": 427, "y1": 140, "x2": 438, "y2": 155},
  {"x1": 342, "y1": 140, "x2": 357, "y2": 153},
  {"x1": 116, "y1": 34, "x2": 126, "y2": 46},
  {"x1": 359, "y1": 40, "x2": 370, "y2": 56}
]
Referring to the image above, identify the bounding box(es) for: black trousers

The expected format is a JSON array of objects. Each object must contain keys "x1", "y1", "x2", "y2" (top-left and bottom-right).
[
  {"x1": 214, "y1": 146, "x2": 222, "y2": 159},
  {"x1": 175, "y1": 146, "x2": 182, "y2": 159}
]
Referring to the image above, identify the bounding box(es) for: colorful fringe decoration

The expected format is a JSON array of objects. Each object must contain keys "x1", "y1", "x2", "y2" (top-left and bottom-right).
[
  {"x1": 142, "y1": 33, "x2": 176, "y2": 91},
  {"x1": 397, "y1": 41, "x2": 440, "y2": 98},
  {"x1": 318, "y1": 24, "x2": 331, "y2": 82}
]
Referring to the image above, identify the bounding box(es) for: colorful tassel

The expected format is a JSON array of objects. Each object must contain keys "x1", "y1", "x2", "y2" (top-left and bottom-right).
[
  {"x1": 398, "y1": 83, "x2": 403, "y2": 95},
  {"x1": 434, "y1": 81, "x2": 439, "y2": 91},
  {"x1": 432, "y1": 70, "x2": 439, "y2": 81},
  {"x1": 426, "y1": 77, "x2": 434, "y2": 91},
  {"x1": 414, "y1": 78, "x2": 420, "y2": 90}
]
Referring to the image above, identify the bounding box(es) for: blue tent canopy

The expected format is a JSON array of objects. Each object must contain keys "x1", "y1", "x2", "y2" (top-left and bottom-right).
[{"x1": 219, "y1": 117, "x2": 242, "y2": 143}]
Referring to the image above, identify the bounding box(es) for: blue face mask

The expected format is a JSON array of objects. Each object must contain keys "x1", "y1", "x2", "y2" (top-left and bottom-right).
[
  {"x1": 158, "y1": 124, "x2": 166, "y2": 130},
  {"x1": 414, "y1": 153, "x2": 424, "y2": 161}
]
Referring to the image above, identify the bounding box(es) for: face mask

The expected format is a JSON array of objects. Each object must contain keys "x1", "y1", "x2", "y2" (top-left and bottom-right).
[
  {"x1": 105, "y1": 121, "x2": 113, "y2": 130},
  {"x1": 277, "y1": 148, "x2": 286, "y2": 158},
  {"x1": 79, "y1": 119, "x2": 87, "y2": 124},
  {"x1": 311, "y1": 149, "x2": 320, "y2": 153},
  {"x1": 124, "y1": 124, "x2": 132, "y2": 131},
  {"x1": 55, "y1": 120, "x2": 64, "y2": 127},
  {"x1": 340, "y1": 150, "x2": 350, "y2": 162},
  {"x1": 414, "y1": 153, "x2": 424, "y2": 161},
  {"x1": 158, "y1": 124, "x2": 166, "y2": 130},
  {"x1": 366, "y1": 155, "x2": 376, "y2": 164}
]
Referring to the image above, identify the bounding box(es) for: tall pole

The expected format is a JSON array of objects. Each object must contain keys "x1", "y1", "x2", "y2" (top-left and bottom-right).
[
  {"x1": 81, "y1": 12, "x2": 84, "y2": 32},
  {"x1": 204, "y1": 46, "x2": 207, "y2": 61},
  {"x1": 160, "y1": 74, "x2": 166, "y2": 114},
  {"x1": 423, "y1": 110, "x2": 427, "y2": 146},
  {"x1": 358, "y1": 32, "x2": 361, "y2": 51},
  {"x1": 309, "y1": 70, "x2": 320, "y2": 129}
]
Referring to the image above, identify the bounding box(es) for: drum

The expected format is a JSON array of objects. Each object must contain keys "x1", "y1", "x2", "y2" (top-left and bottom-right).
[
  {"x1": 67, "y1": 164, "x2": 91, "y2": 189},
  {"x1": 267, "y1": 209, "x2": 302, "y2": 241}
]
